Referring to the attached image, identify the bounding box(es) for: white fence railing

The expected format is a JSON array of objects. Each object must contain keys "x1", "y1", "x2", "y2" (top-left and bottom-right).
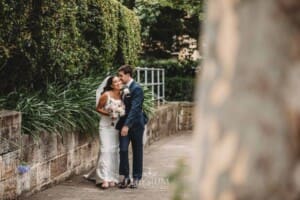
[{"x1": 136, "y1": 67, "x2": 165, "y2": 105}]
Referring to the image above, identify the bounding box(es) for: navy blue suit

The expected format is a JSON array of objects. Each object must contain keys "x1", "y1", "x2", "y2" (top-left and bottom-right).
[{"x1": 116, "y1": 81, "x2": 146, "y2": 180}]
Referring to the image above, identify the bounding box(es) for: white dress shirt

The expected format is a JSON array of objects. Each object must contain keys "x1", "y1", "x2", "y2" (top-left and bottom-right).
[{"x1": 126, "y1": 78, "x2": 133, "y2": 88}]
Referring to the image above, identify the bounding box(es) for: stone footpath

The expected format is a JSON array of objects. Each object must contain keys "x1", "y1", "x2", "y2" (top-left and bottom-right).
[{"x1": 23, "y1": 132, "x2": 193, "y2": 200}]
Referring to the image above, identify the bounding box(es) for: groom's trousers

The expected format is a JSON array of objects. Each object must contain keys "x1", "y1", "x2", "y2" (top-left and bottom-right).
[{"x1": 119, "y1": 124, "x2": 144, "y2": 180}]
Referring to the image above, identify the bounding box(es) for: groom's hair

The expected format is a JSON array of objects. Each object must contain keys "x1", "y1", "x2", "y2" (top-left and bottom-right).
[{"x1": 118, "y1": 64, "x2": 133, "y2": 77}]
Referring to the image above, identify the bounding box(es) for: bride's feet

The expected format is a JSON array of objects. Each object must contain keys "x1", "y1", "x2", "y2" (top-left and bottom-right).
[
  {"x1": 109, "y1": 182, "x2": 116, "y2": 187},
  {"x1": 101, "y1": 181, "x2": 109, "y2": 189}
]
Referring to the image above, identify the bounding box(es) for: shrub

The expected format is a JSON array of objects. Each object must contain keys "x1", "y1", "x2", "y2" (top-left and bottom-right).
[
  {"x1": 0, "y1": 0, "x2": 141, "y2": 94},
  {"x1": 139, "y1": 58, "x2": 198, "y2": 77},
  {"x1": 0, "y1": 75, "x2": 105, "y2": 135},
  {"x1": 165, "y1": 77, "x2": 195, "y2": 101},
  {"x1": 118, "y1": 6, "x2": 142, "y2": 66}
]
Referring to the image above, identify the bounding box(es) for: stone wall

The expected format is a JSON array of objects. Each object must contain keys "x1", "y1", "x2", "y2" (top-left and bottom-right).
[
  {"x1": 18, "y1": 132, "x2": 99, "y2": 198},
  {"x1": 0, "y1": 102, "x2": 193, "y2": 199},
  {"x1": 0, "y1": 110, "x2": 21, "y2": 200},
  {"x1": 144, "y1": 102, "x2": 193, "y2": 146}
]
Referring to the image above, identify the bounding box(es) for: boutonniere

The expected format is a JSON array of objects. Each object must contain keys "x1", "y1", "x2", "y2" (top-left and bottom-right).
[{"x1": 121, "y1": 86, "x2": 131, "y2": 98}]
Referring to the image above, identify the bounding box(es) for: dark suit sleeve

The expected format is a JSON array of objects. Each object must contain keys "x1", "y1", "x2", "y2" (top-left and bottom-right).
[{"x1": 124, "y1": 86, "x2": 144, "y2": 128}]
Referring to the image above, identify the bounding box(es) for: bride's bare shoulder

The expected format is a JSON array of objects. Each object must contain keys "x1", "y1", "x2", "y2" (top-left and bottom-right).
[{"x1": 100, "y1": 92, "x2": 109, "y2": 99}]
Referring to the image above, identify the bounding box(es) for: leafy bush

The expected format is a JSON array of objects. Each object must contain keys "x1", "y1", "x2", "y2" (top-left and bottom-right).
[
  {"x1": 139, "y1": 58, "x2": 198, "y2": 77},
  {"x1": 0, "y1": 0, "x2": 141, "y2": 94},
  {"x1": 118, "y1": 7, "x2": 142, "y2": 66},
  {"x1": 0, "y1": 75, "x2": 105, "y2": 135},
  {"x1": 142, "y1": 86, "x2": 155, "y2": 117},
  {"x1": 132, "y1": 0, "x2": 202, "y2": 58},
  {"x1": 165, "y1": 77, "x2": 195, "y2": 101}
]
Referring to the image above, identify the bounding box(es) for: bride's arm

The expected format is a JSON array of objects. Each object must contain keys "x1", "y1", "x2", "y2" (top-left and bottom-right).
[{"x1": 96, "y1": 93, "x2": 110, "y2": 116}]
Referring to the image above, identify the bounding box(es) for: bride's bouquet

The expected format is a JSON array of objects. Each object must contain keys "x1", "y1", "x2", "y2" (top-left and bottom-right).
[{"x1": 106, "y1": 102, "x2": 125, "y2": 126}]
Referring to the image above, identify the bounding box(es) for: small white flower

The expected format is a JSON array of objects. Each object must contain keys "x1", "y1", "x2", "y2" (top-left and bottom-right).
[
  {"x1": 123, "y1": 88, "x2": 130, "y2": 95},
  {"x1": 121, "y1": 86, "x2": 130, "y2": 99}
]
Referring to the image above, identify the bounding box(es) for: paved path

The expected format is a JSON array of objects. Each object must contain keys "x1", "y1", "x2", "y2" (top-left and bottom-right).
[{"x1": 24, "y1": 132, "x2": 193, "y2": 200}]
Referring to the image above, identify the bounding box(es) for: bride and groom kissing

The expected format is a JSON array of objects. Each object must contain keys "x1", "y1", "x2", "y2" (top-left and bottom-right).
[{"x1": 84, "y1": 65, "x2": 148, "y2": 189}]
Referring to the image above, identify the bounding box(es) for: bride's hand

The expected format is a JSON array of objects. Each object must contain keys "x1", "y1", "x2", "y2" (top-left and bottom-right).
[{"x1": 121, "y1": 126, "x2": 129, "y2": 136}]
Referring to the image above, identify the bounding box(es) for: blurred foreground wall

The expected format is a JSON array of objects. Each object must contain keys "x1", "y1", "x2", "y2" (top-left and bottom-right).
[{"x1": 192, "y1": 0, "x2": 300, "y2": 199}]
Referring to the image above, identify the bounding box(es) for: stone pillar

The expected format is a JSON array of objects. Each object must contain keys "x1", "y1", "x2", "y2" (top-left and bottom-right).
[
  {"x1": 192, "y1": 0, "x2": 300, "y2": 199},
  {"x1": 0, "y1": 110, "x2": 21, "y2": 200}
]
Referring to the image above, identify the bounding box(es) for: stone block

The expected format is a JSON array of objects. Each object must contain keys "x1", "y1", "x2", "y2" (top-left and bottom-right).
[
  {"x1": 72, "y1": 148, "x2": 81, "y2": 168},
  {"x1": 21, "y1": 135, "x2": 39, "y2": 164},
  {"x1": 0, "y1": 127, "x2": 11, "y2": 155},
  {"x1": 3, "y1": 177, "x2": 17, "y2": 200},
  {"x1": 29, "y1": 166, "x2": 37, "y2": 190},
  {"x1": 39, "y1": 132, "x2": 57, "y2": 162},
  {"x1": 1, "y1": 150, "x2": 19, "y2": 181},
  {"x1": 90, "y1": 138, "x2": 99, "y2": 157},
  {"x1": 0, "y1": 111, "x2": 21, "y2": 155},
  {"x1": 0, "y1": 110, "x2": 20, "y2": 129},
  {"x1": 36, "y1": 162, "x2": 50, "y2": 186},
  {"x1": 56, "y1": 134, "x2": 67, "y2": 156},
  {"x1": 64, "y1": 132, "x2": 76, "y2": 151},
  {"x1": 50, "y1": 155, "x2": 67, "y2": 179},
  {"x1": 78, "y1": 133, "x2": 89, "y2": 146},
  {"x1": 17, "y1": 170, "x2": 30, "y2": 195}
]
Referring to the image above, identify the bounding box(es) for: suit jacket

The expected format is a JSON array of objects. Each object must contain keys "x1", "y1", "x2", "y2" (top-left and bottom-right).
[{"x1": 116, "y1": 81, "x2": 147, "y2": 131}]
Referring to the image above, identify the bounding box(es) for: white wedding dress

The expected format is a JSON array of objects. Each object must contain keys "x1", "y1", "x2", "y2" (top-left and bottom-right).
[{"x1": 84, "y1": 94, "x2": 123, "y2": 184}]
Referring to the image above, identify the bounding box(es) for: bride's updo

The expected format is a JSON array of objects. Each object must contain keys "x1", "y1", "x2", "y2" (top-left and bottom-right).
[{"x1": 101, "y1": 76, "x2": 114, "y2": 94}]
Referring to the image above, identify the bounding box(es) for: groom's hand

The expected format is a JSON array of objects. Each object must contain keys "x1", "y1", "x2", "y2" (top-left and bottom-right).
[{"x1": 121, "y1": 126, "x2": 129, "y2": 136}]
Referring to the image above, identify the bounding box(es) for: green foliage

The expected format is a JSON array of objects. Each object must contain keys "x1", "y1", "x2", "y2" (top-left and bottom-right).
[
  {"x1": 0, "y1": 75, "x2": 155, "y2": 136},
  {"x1": 139, "y1": 59, "x2": 198, "y2": 77},
  {"x1": 160, "y1": 0, "x2": 204, "y2": 17},
  {"x1": 139, "y1": 59, "x2": 198, "y2": 101},
  {"x1": 0, "y1": 0, "x2": 141, "y2": 94},
  {"x1": 77, "y1": 0, "x2": 119, "y2": 72},
  {"x1": 142, "y1": 86, "x2": 155, "y2": 117},
  {"x1": 119, "y1": 0, "x2": 135, "y2": 9},
  {"x1": 168, "y1": 158, "x2": 188, "y2": 200},
  {"x1": 0, "y1": 75, "x2": 105, "y2": 135},
  {"x1": 0, "y1": 1, "x2": 90, "y2": 92},
  {"x1": 118, "y1": 7, "x2": 142, "y2": 66},
  {"x1": 166, "y1": 77, "x2": 195, "y2": 101},
  {"x1": 132, "y1": 0, "x2": 203, "y2": 58}
]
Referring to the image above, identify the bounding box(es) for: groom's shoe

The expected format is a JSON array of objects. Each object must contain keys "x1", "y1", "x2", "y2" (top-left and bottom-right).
[
  {"x1": 118, "y1": 177, "x2": 131, "y2": 189},
  {"x1": 129, "y1": 179, "x2": 139, "y2": 189}
]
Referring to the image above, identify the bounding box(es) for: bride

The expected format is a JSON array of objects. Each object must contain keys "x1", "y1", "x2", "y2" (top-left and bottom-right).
[{"x1": 84, "y1": 76, "x2": 125, "y2": 189}]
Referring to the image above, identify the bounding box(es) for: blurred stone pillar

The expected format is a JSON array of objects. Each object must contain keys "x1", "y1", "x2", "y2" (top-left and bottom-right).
[{"x1": 192, "y1": 0, "x2": 300, "y2": 199}]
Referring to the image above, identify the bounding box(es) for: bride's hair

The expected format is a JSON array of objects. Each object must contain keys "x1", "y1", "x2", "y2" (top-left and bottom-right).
[{"x1": 101, "y1": 76, "x2": 114, "y2": 94}]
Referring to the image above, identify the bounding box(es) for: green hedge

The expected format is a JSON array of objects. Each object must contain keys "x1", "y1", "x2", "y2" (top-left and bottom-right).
[
  {"x1": 118, "y1": 7, "x2": 141, "y2": 65},
  {"x1": 165, "y1": 77, "x2": 195, "y2": 101},
  {"x1": 139, "y1": 59, "x2": 198, "y2": 77},
  {"x1": 0, "y1": 0, "x2": 141, "y2": 94}
]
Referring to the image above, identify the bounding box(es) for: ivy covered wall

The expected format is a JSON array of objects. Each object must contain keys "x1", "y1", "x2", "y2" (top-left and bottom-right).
[{"x1": 0, "y1": 0, "x2": 141, "y2": 94}]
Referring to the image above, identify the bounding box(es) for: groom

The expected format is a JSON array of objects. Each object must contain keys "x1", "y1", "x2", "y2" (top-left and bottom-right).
[{"x1": 116, "y1": 65, "x2": 146, "y2": 189}]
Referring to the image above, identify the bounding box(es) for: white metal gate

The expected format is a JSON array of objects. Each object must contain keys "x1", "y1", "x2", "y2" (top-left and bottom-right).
[{"x1": 135, "y1": 67, "x2": 165, "y2": 105}]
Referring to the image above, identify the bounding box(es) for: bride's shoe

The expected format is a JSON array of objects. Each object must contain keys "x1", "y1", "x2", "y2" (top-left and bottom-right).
[
  {"x1": 101, "y1": 181, "x2": 109, "y2": 189},
  {"x1": 109, "y1": 182, "x2": 116, "y2": 187}
]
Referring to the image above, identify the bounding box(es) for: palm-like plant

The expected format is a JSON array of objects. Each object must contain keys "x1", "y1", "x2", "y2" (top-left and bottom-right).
[{"x1": 0, "y1": 75, "x2": 155, "y2": 136}]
